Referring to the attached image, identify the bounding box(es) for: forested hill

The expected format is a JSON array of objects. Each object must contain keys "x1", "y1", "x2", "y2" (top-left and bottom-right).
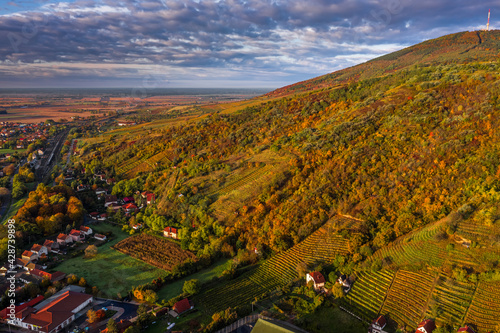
[
  {"x1": 77, "y1": 30, "x2": 500, "y2": 263},
  {"x1": 268, "y1": 30, "x2": 500, "y2": 97}
]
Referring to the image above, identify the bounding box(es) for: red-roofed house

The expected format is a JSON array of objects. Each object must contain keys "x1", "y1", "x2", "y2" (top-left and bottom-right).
[
  {"x1": 69, "y1": 229, "x2": 84, "y2": 242},
  {"x1": 56, "y1": 234, "x2": 73, "y2": 245},
  {"x1": 163, "y1": 227, "x2": 179, "y2": 239},
  {"x1": 94, "y1": 234, "x2": 107, "y2": 241},
  {"x1": 7, "y1": 291, "x2": 93, "y2": 332},
  {"x1": 416, "y1": 319, "x2": 436, "y2": 333},
  {"x1": 22, "y1": 250, "x2": 37, "y2": 262},
  {"x1": 306, "y1": 271, "x2": 325, "y2": 291},
  {"x1": 31, "y1": 269, "x2": 66, "y2": 283},
  {"x1": 457, "y1": 326, "x2": 475, "y2": 333},
  {"x1": 79, "y1": 225, "x2": 93, "y2": 236},
  {"x1": 369, "y1": 315, "x2": 387, "y2": 333},
  {"x1": 104, "y1": 195, "x2": 118, "y2": 207},
  {"x1": 30, "y1": 244, "x2": 48, "y2": 257},
  {"x1": 43, "y1": 240, "x2": 59, "y2": 253},
  {"x1": 172, "y1": 298, "x2": 194, "y2": 317},
  {"x1": 141, "y1": 191, "x2": 156, "y2": 205},
  {"x1": 122, "y1": 203, "x2": 138, "y2": 213}
]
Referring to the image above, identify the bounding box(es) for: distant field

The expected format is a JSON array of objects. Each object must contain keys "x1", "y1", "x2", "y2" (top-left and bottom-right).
[
  {"x1": 54, "y1": 223, "x2": 165, "y2": 298},
  {"x1": 0, "y1": 107, "x2": 99, "y2": 123}
]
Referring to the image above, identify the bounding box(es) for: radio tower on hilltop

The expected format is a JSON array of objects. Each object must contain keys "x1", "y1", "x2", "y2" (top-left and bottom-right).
[{"x1": 487, "y1": 9, "x2": 491, "y2": 31}]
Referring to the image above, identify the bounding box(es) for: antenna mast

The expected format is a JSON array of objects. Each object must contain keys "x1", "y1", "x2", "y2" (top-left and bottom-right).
[{"x1": 487, "y1": 9, "x2": 490, "y2": 31}]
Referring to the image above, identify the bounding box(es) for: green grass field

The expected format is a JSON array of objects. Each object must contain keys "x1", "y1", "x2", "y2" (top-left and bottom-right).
[
  {"x1": 0, "y1": 148, "x2": 27, "y2": 154},
  {"x1": 54, "y1": 223, "x2": 166, "y2": 298},
  {"x1": 157, "y1": 258, "x2": 233, "y2": 301},
  {"x1": 301, "y1": 306, "x2": 367, "y2": 333},
  {"x1": 1, "y1": 196, "x2": 27, "y2": 224}
]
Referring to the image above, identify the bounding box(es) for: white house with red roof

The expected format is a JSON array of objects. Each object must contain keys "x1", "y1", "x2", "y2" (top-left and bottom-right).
[
  {"x1": 122, "y1": 203, "x2": 138, "y2": 213},
  {"x1": 306, "y1": 271, "x2": 325, "y2": 291},
  {"x1": 163, "y1": 227, "x2": 179, "y2": 239},
  {"x1": 369, "y1": 315, "x2": 387, "y2": 333},
  {"x1": 94, "y1": 234, "x2": 107, "y2": 241},
  {"x1": 79, "y1": 225, "x2": 93, "y2": 236},
  {"x1": 56, "y1": 233, "x2": 73, "y2": 245},
  {"x1": 457, "y1": 326, "x2": 475, "y2": 333},
  {"x1": 22, "y1": 250, "x2": 38, "y2": 262},
  {"x1": 30, "y1": 244, "x2": 48, "y2": 257},
  {"x1": 69, "y1": 229, "x2": 84, "y2": 242},
  {"x1": 416, "y1": 319, "x2": 436, "y2": 333}
]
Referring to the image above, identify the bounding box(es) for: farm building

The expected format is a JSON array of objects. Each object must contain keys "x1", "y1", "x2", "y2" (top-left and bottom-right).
[
  {"x1": 94, "y1": 234, "x2": 107, "y2": 241},
  {"x1": 416, "y1": 319, "x2": 436, "y2": 333},
  {"x1": 163, "y1": 227, "x2": 179, "y2": 239},
  {"x1": 369, "y1": 315, "x2": 387, "y2": 333},
  {"x1": 171, "y1": 298, "x2": 194, "y2": 317},
  {"x1": 306, "y1": 271, "x2": 325, "y2": 291}
]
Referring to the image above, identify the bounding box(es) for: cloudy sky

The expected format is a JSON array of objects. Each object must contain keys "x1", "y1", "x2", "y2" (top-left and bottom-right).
[{"x1": 0, "y1": 0, "x2": 497, "y2": 88}]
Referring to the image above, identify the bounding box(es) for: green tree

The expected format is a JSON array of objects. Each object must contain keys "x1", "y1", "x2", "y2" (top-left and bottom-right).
[
  {"x1": 106, "y1": 318, "x2": 119, "y2": 333},
  {"x1": 183, "y1": 279, "x2": 201, "y2": 295}
]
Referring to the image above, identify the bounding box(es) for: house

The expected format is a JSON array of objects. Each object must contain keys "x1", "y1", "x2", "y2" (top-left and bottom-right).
[
  {"x1": 416, "y1": 319, "x2": 436, "y2": 333},
  {"x1": 26, "y1": 263, "x2": 45, "y2": 272},
  {"x1": 7, "y1": 290, "x2": 93, "y2": 333},
  {"x1": 30, "y1": 244, "x2": 48, "y2": 257},
  {"x1": 56, "y1": 233, "x2": 73, "y2": 245},
  {"x1": 69, "y1": 229, "x2": 84, "y2": 242},
  {"x1": 306, "y1": 271, "x2": 325, "y2": 291},
  {"x1": 122, "y1": 203, "x2": 138, "y2": 213},
  {"x1": 141, "y1": 191, "x2": 156, "y2": 205},
  {"x1": 163, "y1": 227, "x2": 179, "y2": 239},
  {"x1": 79, "y1": 225, "x2": 93, "y2": 236},
  {"x1": 171, "y1": 298, "x2": 194, "y2": 317},
  {"x1": 19, "y1": 273, "x2": 41, "y2": 285},
  {"x1": 31, "y1": 269, "x2": 66, "y2": 282},
  {"x1": 97, "y1": 213, "x2": 107, "y2": 221},
  {"x1": 338, "y1": 274, "x2": 351, "y2": 290},
  {"x1": 95, "y1": 188, "x2": 106, "y2": 196},
  {"x1": 16, "y1": 258, "x2": 30, "y2": 270},
  {"x1": 89, "y1": 212, "x2": 99, "y2": 219},
  {"x1": 94, "y1": 173, "x2": 106, "y2": 181},
  {"x1": 110, "y1": 204, "x2": 123, "y2": 212},
  {"x1": 132, "y1": 224, "x2": 143, "y2": 230},
  {"x1": 106, "y1": 178, "x2": 115, "y2": 185},
  {"x1": 457, "y1": 326, "x2": 475, "y2": 333},
  {"x1": 94, "y1": 234, "x2": 107, "y2": 241},
  {"x1": 76, "y1": 184, "x2": 89, "y2": 192},
  {"x1": 43, "y1": 240, "x2": 59, "y2": 253},
  {"x1": 22, "y1": 250, "x2": 37, "y2": 262},
  {"x1": 369, "y1": 315, "x2": 387, "y2": 333},
  {"x1": 104, "y1": 195, "x2": 118, "y2": 207},
  {"x1": 122, "y1": 196, "x2": 135, "y2": 204}
]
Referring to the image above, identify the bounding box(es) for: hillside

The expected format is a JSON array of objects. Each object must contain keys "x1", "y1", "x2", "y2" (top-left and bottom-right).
[{"x1": 70, "y1": 30, "x2": 500, "y2": 331}]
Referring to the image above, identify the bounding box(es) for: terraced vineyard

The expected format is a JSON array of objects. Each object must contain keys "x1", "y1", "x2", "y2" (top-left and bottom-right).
[
  {"x1": 341, "y1": 270, "x2": 395, "y2": 321},
  {"x1": 195, "y1": 216, "x2": 355, "y2": 313},
  {"x1": 425, "y1": 275, "x2": 475, "y2": 326},
  {"x1": 456, "y1": 220, "x2": 493, "y2": 241},
  {"x1": 464, "y1": 280, "x2": 500, "y2": 332},
  {"x1": 210, "y1": 164, "x2": 275, "y2": 196},
  {"x1": 375, "y1": 240, "x2": 444, "y2": 268},
  {"x1": 380, "y1": 270, "x2": 436, "y2": 330}
]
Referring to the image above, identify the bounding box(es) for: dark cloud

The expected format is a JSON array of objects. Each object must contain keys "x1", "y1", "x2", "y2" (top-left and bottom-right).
[{"x1": 0, "y1": 0, "x2": 496, "y2": 87}]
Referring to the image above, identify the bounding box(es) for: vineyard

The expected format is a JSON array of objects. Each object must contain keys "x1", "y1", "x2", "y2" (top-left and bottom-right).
[
  {"x1": 116, "y1": 151, "x2": 172, "y2": 178},
  {"x1": 341, "y1": 270, "x2": 395, "y2": 321},
  {"x1": 380, "y1": 270, "x2": 436, "y2": 330},
  {"x1": 464, "y1": 280, "x2": 500, "y2": 332},
  {"x1": 114, "y1": 234, "x2": 196, "y2": 271},
  {"x1": 195, "y1": 216, "x2": 355, "y2": 313},
  {"x1": 209, "y1": 164, "x2": 275, "y2": 196},
  {"x1": 425, "y1": 275, "x2": 475, "y2": 326},
  {"x1": 374, "y1": 240, "x2": 444, "y2": 268}
]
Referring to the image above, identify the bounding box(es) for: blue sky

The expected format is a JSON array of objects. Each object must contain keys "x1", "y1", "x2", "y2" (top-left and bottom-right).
[{"x1": 0, "y1": 0, "x2": 497, "y2": 88}]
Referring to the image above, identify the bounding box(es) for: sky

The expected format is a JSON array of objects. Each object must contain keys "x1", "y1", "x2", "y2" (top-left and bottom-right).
[{"x1": 0, "y1": 0, "x2": 497, "y2": 89}]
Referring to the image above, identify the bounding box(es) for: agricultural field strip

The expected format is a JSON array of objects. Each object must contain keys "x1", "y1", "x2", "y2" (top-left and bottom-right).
[
  {"x1": 380, "y1": 270, "x2": 435, "y2": 328},
  {"x1": 465, "y1": 281, "x2": 500, "y2": 329}
]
